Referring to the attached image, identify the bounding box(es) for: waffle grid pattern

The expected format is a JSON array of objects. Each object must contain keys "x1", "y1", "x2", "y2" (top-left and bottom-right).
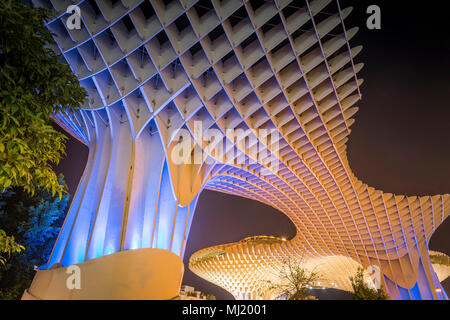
[{"x1": 38, "y1": 0, "x2": 449, "y2": 299}]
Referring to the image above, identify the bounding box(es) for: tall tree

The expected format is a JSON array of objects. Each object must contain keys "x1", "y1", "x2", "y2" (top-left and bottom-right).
[
  {"x1": 265, "y1": 256, "x2": 321, "y2": 300},
  {"x1": 0, "y1": 0, "x2": 86, "y2": 197},
  {"x1": 0, "y1": 176, "x2": 70, "y2": 299},
  {"x1": 349, "y1": 266, "x2": 388, "y2": 300}
]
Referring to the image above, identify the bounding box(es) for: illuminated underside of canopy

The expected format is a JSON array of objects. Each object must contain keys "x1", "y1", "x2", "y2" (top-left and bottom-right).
[
  {"x1": 190, "y1": 236, "x2": 368, "y2": 299},
  {"x1": 36, "y1": 0, "x2": 449, "y2": 300}
]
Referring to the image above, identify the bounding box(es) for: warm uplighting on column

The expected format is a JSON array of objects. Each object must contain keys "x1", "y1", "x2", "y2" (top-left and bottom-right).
[{"x1": 436, "y1": 288, "x2": 443, "y2": 300}]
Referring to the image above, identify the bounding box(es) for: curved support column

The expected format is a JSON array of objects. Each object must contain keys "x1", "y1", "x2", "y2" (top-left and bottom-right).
[
  {"x1": 45, "y1": 108, "x2": 200, "y2": 271},
  {"x1": 383, "y1": 242, "x2": 448, "y2": 300}
]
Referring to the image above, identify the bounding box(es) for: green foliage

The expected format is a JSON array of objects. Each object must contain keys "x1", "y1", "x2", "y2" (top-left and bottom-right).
[
  {"x1": 0, "y1": 1, "x2": 86, "y2": 197},
  {"x1": 265, "y1": 256, "x2": 321, "y2": 300},
  {"x1": 349, "y1": 267, "x2": 388, "y2": 300},
  {"x1": 0, "y1": 230, "x2": 25, "y2": 266},
  {"x1": 0, "y1": 176, "x2": 69, "y2": 299}
]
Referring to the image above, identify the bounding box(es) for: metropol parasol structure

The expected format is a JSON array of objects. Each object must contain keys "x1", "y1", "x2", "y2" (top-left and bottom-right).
[{"x1": 24, "y1": 0, "x2": 449, "y2": 300}]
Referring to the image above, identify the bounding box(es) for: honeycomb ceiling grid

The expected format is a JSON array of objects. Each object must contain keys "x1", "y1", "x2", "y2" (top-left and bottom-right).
[
  {"x1": 209, "y1": 173, "x2": 332, "y2": 256},
  {"x1": 209, "y1": 159, "x2": 360, "y2": 258},
  {"x1": 39, "y1": 1, "x2": 362, "y2": 215},
  {"x1": 50, "y1": 0, "x2": 366, "y2": 262},
  {"x1": 295, "y1": 1, "x2": 374, "y2": 259},
  {"x1": 238, "y1": 170, "x2": 347, "y2": 258},
  {"x1": 47, "y1": 0, "x2": 364, "y2": 268},
  {"x1": 197, "y1": 1, "x2": 372, "y2": 262},
  {"x1": 36, "y1": 1, "x2": 362, "y2": 192},
  {"x1": 210, "y1": 163, "x2": 361, "y2": 261},
  {"x1": 35, "y1": 0, "x2": 450, "y2": 268}
]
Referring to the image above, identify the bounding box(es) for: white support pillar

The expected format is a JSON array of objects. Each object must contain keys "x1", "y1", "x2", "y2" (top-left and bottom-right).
[{"x1": 46, "y1": 108, "x2": 200, "y2": 270}]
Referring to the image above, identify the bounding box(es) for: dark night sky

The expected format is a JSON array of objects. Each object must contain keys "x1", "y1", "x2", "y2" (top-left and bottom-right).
[{"x1": 55, "y1": 0, "x2": 450, "y2": 300}]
